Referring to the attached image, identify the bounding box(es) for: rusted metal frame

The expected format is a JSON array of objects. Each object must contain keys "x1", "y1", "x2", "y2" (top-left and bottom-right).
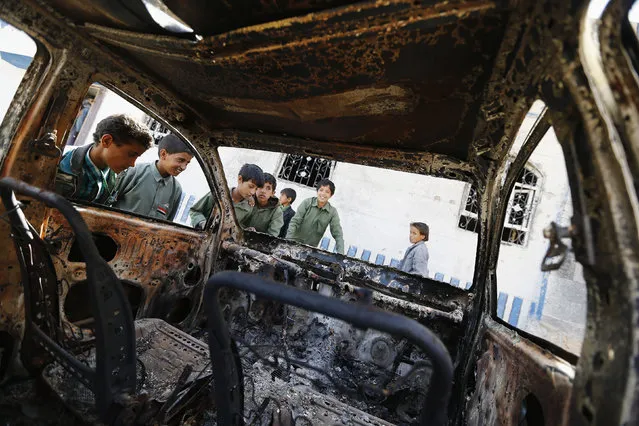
[
  {"x1": 0, "y1": 177, "x2": 137, "y2": 421},
  {"x1": 0, "y1": 0, "x2": 227, "y2": 344},
  {"x1": 465, "y1": 316, "x2": 574, "y2": 426},
  {"x1": 17, "y1": 0, "x2": 238, "y2": 241},
  {"x1": 241, "y1": 232, "x2": 470, "y2": 312},
  {"x1": 221, "y1": 240, "x2": 465, "y2": 324},
  {"x1": 451, "y1": 0, "x2": 584, "y2": 421},
  {"x1": 597, "y1": 0, "x2": 639, "y2": 201},
  {"x1": 211, "y1": 130, "x2": 478, "y2": 182},
  {"x1": 81, "y1": 0, "x2": 500, "y2": 62},
  {"x1": 597, "y1": 4, "x2": 639, "y2": 418},
  {"x1": 557, "y1": 1, "x2": 639, "y2": 423}
]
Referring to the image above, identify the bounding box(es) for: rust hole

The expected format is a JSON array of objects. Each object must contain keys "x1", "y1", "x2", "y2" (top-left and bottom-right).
[
  {"x1": 166, "y1": 297, "x2": 192, "y2": 324},
  {"x1": 520, "y1": 393, "x2": 544, "y2": 426},
  {"x1": 184, "y1": 263, "x2": 202, "y2": 286},
  {"x1": 68, "y1": 233, "x2": 118, "y2": 263},
  {"x1": 581, "y1": 403, "x2": 594, "y2": 423},
  {"x1": 593, "y1": 352, "x2": 605, "y2": 371},
  {"x1": 64, "y1": 280, "x2": 143, "y2": 326}
]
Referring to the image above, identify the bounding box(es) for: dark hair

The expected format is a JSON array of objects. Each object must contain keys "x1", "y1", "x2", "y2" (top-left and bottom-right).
[
  {"x1": 263, "y1": 172, "x2": 277, "y2": 191},
  {"x1": 281, "y1": 188, "x2": 297, "y2": 204},
  {"x1": 239, "y1": 163, "x2": 265, "y2": 187},
  {"x1": 93, "y1": 114, "x2": 152, "y2": 148},
  {"x1": 316, "y1": 178, "x2": 335, "y2": 195},
  {"x1": 410, "y1": 222, "x2": 429, "y2": 241},
  {"x1": 158, "y1": 133, "x2": 193, "y2": 156}
]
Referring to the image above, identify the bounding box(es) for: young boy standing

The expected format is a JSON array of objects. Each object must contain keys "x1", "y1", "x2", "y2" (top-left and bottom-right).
[
  {"x1": 55, "y1": 114, "x2": 152, "y2": 203},
  {"x1": 278, "y1": 188, "x2": 296, "y2": 238},
  {"x1": 286, "y1": 179, "x2": 345, "y2": 254},
  {"x1": 189, "y1": 163, "x2": 264, "y2": 230},
  {"x1": 108, "y1": 134, "x2": 193, "y2": 221},
  {"x1": 245, "y1": 173, "x2": 284, "y2": 236}
]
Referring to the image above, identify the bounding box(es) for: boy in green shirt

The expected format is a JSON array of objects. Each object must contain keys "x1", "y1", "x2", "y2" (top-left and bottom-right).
[
  {"x1": 109, "y1": 134, "x2": 193, "y2": 221},
  {"x1": 189, "y1": 163, "x2": 264, "y2": 229},
  {"x1": 286, "y1": 178, "x2": 345, "y2": 254},
  {"x1": 245, "y1": 173, "x2": 284, "y2": 236},
  {"x1": 55, "y1": 114, "x2": 152, "y2": 204}
]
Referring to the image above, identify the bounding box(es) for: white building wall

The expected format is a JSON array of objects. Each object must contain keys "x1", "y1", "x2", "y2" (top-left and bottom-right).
[{"x1": 219, "y1": 146, "x2": 478, "y2": 283}]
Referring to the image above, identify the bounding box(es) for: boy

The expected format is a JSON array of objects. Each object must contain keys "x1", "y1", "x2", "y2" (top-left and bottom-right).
[
  {"x1": 189, "y1": 163, "x2": 264, "y2": 230},
  {"x1": 245, "y1": 173, "x2": 284, "y2": 236},
  {"x1": 278, "y1": 188, "x2": 296, "y2": 238},
  {"x1": 286, "y1": 178, "x2": 344, "y2": 254},
  {"x1": 55, "y1": 114, "x2": 152, "y2": 203},
  {"x1": 108, "y1": 134, "x2": 193, "y2": 221}
]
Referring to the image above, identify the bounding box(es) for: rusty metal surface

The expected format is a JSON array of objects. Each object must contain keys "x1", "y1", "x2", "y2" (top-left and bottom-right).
[
  {"x1": 44, "y1": 206, "x2": 215, "y2": 330},
  {"x1": 1, "y1": 0, "x2": 639, "y2": 424},
  {"x1": 465, "y1": 317, "x2": 574, "y2": 425},
  {"x1": 60, "y1": 0, "x2": 507, "y2": 162}
]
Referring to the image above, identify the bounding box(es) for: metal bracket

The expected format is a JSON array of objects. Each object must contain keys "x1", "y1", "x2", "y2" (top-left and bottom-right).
[{"x1": 29, "y1": 131, "x2": 61, "y2": 158}]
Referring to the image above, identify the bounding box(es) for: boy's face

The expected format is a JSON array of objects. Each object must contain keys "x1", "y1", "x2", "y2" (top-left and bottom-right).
[
  {"x1": 102, "y1": 135, "x2": 147, "y2": 173},
  {"x1": 409, "y1": 225, "x2": 426, "y2": 244},
  {"x1": 317, "y1": 185, "x2": 333, "y2": 204},
  {"x1": 237, "y1": 176, "x2": 259, "y2": 199},
  {"x1": 279, "y1": 192, "x2": 291, "y2": 206},
  {"x1": 159, "y1": 149, "x2": 193, "y2": 176},
  {"x1": 256, "y1": 182, "x2": 274, "y2": 207}
]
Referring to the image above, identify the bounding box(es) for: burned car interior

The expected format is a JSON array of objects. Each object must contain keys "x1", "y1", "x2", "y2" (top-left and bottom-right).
[{"x1": 1, "y1": 0, "x2": 639, "y2": 425}]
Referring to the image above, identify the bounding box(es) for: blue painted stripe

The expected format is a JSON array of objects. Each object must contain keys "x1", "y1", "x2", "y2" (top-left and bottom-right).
[
  {"x1": 360, "y1": 250, "x2": 371, "y2": 262},
  {"x1": 434, "y1": 272, "x2": 444, "y2": 281},
  {"x1": 497, "y1": 292, "x2": 508, "y2": 319},
  {"x1": 346, "y1": 246, "x2": 358, "y2": 257},
  {"x1": 465, "y1": 281, "x2": 472, "y2": 290},
  {"x1": 320, "y1": 237, "x2": 330, "y2": 250},
  {"x1": 390, "y1": 258, "x2": 400, "y2": 268},
  {"x1": 450, "y1": 277, "x2": 460, "y2": 287},
  {"x1": 375, "y1": 254, "x2": 385, "y2": 265},
  {"x1": 508, "y1": 297, "x2": 523, "y2": 326},
  {"x1": 536, "y1": 272, "x2": 549, "y2": 320},
  {"x1": 529, "y1": 302, "x2": 537, "y2": 317}
]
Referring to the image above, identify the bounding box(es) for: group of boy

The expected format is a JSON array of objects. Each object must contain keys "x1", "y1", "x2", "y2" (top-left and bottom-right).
[
  {"x1": 56, "y1": 114, "x2": 193, "y2": 222},
  {"x1": 188, "y1": 163, "x2": 345, "y2": 254},
  {"x1": 55, "y1": 114, "x2": 345, "y2": 255}
]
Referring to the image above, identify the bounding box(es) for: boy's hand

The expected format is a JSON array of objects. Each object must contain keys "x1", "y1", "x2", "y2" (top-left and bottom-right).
[{"x1": 247, "y1": 197, "x2": 255, "y2": 207}]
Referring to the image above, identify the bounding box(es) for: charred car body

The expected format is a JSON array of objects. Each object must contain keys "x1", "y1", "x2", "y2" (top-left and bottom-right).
[{"x1": 0, "y1": 0, "x2": 638, "y2": 425}]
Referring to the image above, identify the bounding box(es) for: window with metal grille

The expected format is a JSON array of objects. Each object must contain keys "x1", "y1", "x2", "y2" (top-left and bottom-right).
[
  {"x1": 458, "y1": 185, "x2": 479, "y2": 232},
  {"x1": 501, "y1": 167, "x2": 539, "y2": 246},
  {"x1": 145, "y1": 116, "x2": 171, "y2": 144},
  {"x1": 458, "y1": 166, "x2": 540, "y2": 246},
  {"x1": 277, "y1": 154, "x2": 336, "y2": 188}
]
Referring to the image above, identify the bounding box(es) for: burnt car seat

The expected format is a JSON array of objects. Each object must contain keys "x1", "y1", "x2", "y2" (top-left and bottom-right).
[
  {"x1": 0, "y1": 177, "x2": 212, "y2": 425},
  {"x1": 204, "y1": 271, "x2": 454, "y2": 426}
]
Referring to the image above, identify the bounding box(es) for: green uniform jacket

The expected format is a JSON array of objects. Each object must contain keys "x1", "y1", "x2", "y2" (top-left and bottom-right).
[
  {"x1": 189, "y1": 190, "x2": 254, "y2": 228},
  {"x1": 245, "y1": 196, "x2": 284, "y2": 236},
  {"x1": 286, "y1": 197, "x2": 344, "y2": 254},
  {"x1": 109, "y1": 162, "x2": 182, "y2": 221}
]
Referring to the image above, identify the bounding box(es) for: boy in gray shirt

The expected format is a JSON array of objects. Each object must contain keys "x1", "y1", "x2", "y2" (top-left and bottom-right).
[{"x1": 109, "y1": 134, "x2": 193, "y2": 221}]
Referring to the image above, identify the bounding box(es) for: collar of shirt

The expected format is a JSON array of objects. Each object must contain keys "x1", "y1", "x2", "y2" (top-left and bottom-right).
[
  {"x1": 311, "y1": 197, "x2": 331, "y2": 210},
  {"x1": 83, "y1": 146, "x2": 105, "y2": 200},
  {"x1": 151, "y1": 161, "x2": 172, "y2": 184}
]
